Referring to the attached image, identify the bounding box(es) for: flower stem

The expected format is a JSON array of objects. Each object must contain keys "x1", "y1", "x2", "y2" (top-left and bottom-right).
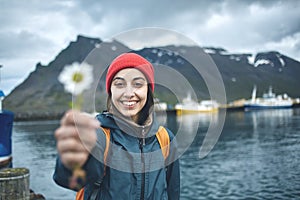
[
  {"x1": 69, "y1": 165, "x2": 86, "y2": 190},
  {"x1": 73, "y1": 94, "x2": 83, "y2": 110}
]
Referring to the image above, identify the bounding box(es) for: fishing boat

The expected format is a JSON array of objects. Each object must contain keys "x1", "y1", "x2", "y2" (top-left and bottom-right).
[
  {"x1": 175, "y1": 93, "x2": 219, "y2": 115},
  {"x1": 244, "y1": 86, "x2": 293, "y2": 110},
  {"x1": 0, "y1": 90, "x2": 14, "y2": 169},
  {"x1": 0, "y1": 65, "x2": 14, "y2": 169},
  {"x1": 154, "y1": 98, "x2": 168, "y2": 112}
]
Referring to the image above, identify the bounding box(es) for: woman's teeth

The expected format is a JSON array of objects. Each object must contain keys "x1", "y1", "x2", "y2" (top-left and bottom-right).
[{"x1": 122, "y1": 101, "x2": 136, "y2": 106}]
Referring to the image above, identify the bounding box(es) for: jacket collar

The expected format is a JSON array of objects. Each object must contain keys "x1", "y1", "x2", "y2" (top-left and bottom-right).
[{"x1": 97, "y1": 111, "x2": 159, "y2": 138}]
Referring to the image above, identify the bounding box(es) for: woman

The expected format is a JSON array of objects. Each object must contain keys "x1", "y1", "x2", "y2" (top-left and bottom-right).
[{"x1": 53, "y1": 53, "x2": 180, "y2": 199}]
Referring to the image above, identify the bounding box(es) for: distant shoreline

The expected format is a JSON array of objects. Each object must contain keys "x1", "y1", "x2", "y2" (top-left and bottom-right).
[
  {"x1": 12, "y1": 112, "x2": 64, "y2": 122},
  {"x1": 8, "y1": 103, "x2": 300, "y2": 122}
]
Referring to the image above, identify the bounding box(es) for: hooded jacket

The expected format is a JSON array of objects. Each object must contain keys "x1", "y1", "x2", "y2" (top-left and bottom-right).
[{"x1": 53, "y1": 112, "x2": 180, "y2": 200}]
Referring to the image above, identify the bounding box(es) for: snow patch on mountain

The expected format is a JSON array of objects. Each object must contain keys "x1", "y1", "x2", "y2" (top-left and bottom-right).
[
  {"x1": 254, "y1": 59, "x2": 273, "y2": 67},
  {"x1": 203, "y1": 48, "x2": 216, "y2": 54},
  {"x1": 203, "y1": 47, "x2": 227, "y2": 55},
  {"x1": 252, "y1": 52, "x2": 286, "y2": 68},
  {"x1": 229, "y1": 55, "x2": 241, "y2": 61},
  {"x1": 276, "y1": 53, "x2": 286, "y2": 67},
  {"x1": 247, "y1": 54, "x2": 255, "y2": 65}
]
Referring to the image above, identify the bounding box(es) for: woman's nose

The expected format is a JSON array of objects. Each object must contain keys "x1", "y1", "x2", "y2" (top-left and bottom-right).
[{"x1": 123, "y1": 85, "x2": 135, "y2": 97}]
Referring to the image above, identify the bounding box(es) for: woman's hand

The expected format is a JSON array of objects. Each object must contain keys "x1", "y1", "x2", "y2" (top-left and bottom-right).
[{"x1": 54, "y1": 110, "x2": 100, "y2": 170}]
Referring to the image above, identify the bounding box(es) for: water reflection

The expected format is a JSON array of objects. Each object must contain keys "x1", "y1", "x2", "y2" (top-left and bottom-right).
[
  {"x1": 248, "y1": 109, "x2": 293, "y2": 130},
  {"x1": 175, "y1": 113, "x2": 219, "y2": 157},
  {"x1": 176, "y1": 112, "x2": 219, "y2": 128},
  {"x1": 180, "y1": 108, "x2": 300, "y2": 200},
  {"x1": 10, "y1": 108, "x2": 300, "y2": 199},
  {"x1": 13, "y1": 121, "x2": 59, "y2": 148},
  {"x1": 155, "y1": 112, "x2": 168, "y2": 127}
]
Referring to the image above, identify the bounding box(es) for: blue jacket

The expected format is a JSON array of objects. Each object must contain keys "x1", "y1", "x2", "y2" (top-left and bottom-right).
[{"x1": 53, "y1": 112, "x2": 180, "y2": 200}]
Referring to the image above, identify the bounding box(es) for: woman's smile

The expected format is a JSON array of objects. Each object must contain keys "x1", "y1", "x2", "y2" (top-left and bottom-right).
[
  {"x1": 120, "y1": 100, "x2": 138, "y2": 108},
  {"x1": 111, "y1": 68, "x2": 148, "y2": 118}
]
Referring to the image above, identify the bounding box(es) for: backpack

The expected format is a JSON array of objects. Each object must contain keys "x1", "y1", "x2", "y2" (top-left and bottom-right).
[{"x1": 75, "y1": 126, "x2": 170, "y2": 200}]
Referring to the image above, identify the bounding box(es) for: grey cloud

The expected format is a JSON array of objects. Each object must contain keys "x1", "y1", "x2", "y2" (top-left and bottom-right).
[
  {"x1": 0, "y1": 31, "x2": 54, "y2": 58},
  {"x1": 75, "y1": 0, "x2": 225, "y2": 29},
  {"x1": 75, "y1": 0, "x2": 300, "y2": 44},
  {"x1": 1, "y1": 0, "x2": 300, "y2": 94}
]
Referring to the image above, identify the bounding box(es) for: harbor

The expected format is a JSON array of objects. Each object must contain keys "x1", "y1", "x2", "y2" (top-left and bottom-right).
[
  {"x1": 155, "y1": 86, "x2": 300, "y2": 114},
  {"x1": 1, "y1": 86, "x2": 300, "y2": 199},
  {"x1": 8, "y1": 107, "x2": 300, "y2": 200},
  {"x1": 1, "y1": 58, "x2": 300, "y2": 199}
]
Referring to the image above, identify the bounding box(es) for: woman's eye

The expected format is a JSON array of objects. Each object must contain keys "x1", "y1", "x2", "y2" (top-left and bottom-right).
[
  {"x1": 133, "y1": 82, "x2": 144, "y2": 88},
  {"x1": 114, "y1": 82, "x2": 126, "y2": 88}
]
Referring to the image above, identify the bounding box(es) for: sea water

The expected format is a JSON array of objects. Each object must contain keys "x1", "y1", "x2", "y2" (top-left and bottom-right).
[{"x1": 11, "y1": 108, "x2": 300, "y2": 199}]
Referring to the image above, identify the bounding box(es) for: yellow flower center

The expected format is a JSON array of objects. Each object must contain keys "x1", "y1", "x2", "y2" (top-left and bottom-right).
[{"x1": 72, "y1": 72, "x2": 83, "y2": 83}]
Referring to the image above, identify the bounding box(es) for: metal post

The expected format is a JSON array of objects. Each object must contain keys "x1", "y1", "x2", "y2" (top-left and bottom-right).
[
  {"x1": 0, "y1": 168, "x2": 30, "y2": 199},
  {"x1": 0, "y1": 65, "x2": 2, "y2": 85}
]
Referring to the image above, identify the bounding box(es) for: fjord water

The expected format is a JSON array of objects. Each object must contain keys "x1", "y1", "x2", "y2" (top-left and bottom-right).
[{"x1": 11, "y1": 108, "x2": 300, "y2": 200}]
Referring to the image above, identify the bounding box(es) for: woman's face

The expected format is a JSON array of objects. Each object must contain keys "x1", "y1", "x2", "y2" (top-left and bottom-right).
[{"x1": 110, "y1": 68, "x2": 148, "y2": 119}]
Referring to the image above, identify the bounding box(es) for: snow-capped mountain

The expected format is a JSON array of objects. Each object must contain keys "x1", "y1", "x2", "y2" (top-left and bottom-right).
[{"x1": 4, "y1": 36, "x2": 300, "y2": 119}]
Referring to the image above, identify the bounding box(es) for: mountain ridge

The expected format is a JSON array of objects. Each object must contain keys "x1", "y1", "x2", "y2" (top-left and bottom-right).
[{"x1": 3, "y1": 35, "x2": 300, "y2": 120}]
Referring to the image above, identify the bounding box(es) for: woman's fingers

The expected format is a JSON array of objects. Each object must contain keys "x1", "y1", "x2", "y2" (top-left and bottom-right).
[
  {"x1": 54, "y1": 126, "x2": 78, "y2": 140},
  {"x1": 61, "y1": 110, "x2": 100, "y2": 128},
  {"x1": 60, "y1": 151, "x2": 89, "y2": 168},
  {"x1": 56, "y1": 127, "x2": 97, "y2": 153},
  {"x1": 55, "y1": 110, "x2": 99, "y2": 169},
  {"x1": 56, "y1": 137, "x2": 87, "y2": 154}
]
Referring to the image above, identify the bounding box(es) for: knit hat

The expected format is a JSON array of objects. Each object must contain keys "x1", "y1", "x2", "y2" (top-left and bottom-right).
[{"x1": 106, "y1": 53, "x2": 155, "y2": 94}]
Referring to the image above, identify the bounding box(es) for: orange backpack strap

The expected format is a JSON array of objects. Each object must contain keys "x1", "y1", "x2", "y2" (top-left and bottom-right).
[
  {"x1": 75, "y1": 188, "x2": 84, "y2": 200},
  {"x1": 75, "y1": 127, "x2": 111, "y2": 200},
  {"x1": 156, "y1": 126, "x2": 170, "y2": 160},
  {"x1": 101, "y1": 127, "x2": 111, "y2": 167}
]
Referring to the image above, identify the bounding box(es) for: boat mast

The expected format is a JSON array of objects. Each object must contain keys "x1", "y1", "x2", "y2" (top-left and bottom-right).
[
  {"x1": 0, "y1": 64, "x2": 2, "y2": 86},
  {"x1": 251, "y1": 85, "x2": 257, "y2": 103}
]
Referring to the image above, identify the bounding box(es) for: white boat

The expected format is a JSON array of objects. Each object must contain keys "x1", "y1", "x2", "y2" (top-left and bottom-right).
[
  {"x1": 244, "y1": 86, "x2": 293, "y2": 110},
  {"x1": 154, "y1": 98, "x2": 168, "y2": 112},
  {"x1": 175, "y1": 94, "x2": 219, "y2": 115}
]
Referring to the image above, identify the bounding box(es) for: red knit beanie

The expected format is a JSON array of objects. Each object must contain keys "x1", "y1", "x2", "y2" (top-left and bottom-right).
[{"x1": 106, "y1": 53, "x2": 155, "y2": 94}]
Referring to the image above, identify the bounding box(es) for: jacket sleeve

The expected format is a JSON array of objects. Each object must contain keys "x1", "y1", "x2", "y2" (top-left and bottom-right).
[
  {"x1": 52, "y1": 156, "x2": 73, "y2": 190},
  {"x1": 166, "y1": 159, "x2": 180, "y2": 199},
  {"x1": 53, "y1": 154, "x2": 105, "y2": 191},
  {"x1": 166, "y1": 130, "x2": 181, "y2": 200},
  {"x1": 53, "y1": 128, "x2": 107, "y2": 191}
]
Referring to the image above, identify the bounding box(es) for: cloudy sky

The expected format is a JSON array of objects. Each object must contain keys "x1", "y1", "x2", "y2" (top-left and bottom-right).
[{"x1": 0, "y1": 0, "x2": 299, "y2": 95}]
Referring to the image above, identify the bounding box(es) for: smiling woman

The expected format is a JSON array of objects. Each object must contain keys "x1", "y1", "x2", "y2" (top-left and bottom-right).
[{"x1": 53, "y1": 52, "x2": 180, "y2": 200}]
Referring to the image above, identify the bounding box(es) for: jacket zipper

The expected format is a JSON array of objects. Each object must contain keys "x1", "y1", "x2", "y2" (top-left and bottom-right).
[{"x1": 139, "y1": 126, "x2": 146, "y2": 200}]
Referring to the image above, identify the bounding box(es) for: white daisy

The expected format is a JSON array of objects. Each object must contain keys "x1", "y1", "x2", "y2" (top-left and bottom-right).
[{"x1": 58, "y1": 62, "x2": 94, "y2": 96}]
